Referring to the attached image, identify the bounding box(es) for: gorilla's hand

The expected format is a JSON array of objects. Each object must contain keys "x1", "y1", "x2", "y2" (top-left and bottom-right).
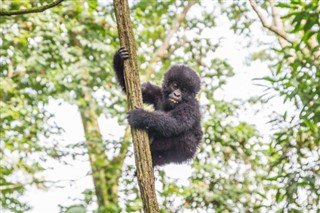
[
  {"x1": 117, "y1": 47, "x2": 129, "y2": 60},
  {"x1": 141, "y1": 82, "x2": 156, "y2": 97},
  {"x1": 127, "y1": 108, "x2": 147, "y2": 128}
]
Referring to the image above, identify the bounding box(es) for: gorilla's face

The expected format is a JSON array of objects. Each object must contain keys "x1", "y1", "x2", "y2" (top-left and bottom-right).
[
  {"x1": 168, "y1": 81, "x2": 182, "y2": 103},
  {"x1": 164, "y1": 79, "x2": 197, "y2": 110},
  {"x1": 162, "y1": 65, "x2": 200, "y2": 109}
]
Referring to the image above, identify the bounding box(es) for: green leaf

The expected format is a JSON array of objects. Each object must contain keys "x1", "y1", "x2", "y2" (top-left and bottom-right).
[
  {"x1": 64, "y1": 205, "x2": 86, "y2": 213},
  {"x1": 277, "y1": 2, "x2": 292, "y2": 8}
]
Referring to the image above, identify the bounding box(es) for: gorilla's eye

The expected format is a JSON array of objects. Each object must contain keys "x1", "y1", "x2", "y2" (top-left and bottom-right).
[
  {"x1": 181, "y1": 88, "x2": 187, "y2": 93},
  {"x1": 171, "y1": 82, "x2": 179, "y2": 90}
]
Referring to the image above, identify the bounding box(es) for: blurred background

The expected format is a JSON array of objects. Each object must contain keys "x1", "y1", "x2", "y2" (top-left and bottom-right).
[{"x1": 0, "y1": 0, "x2": 319, "y2": 212}]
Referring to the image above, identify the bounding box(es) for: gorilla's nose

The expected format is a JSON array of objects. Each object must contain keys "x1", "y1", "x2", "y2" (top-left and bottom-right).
[{"x1": 174, "y1": 91, "x2": 181, "y2": 97}]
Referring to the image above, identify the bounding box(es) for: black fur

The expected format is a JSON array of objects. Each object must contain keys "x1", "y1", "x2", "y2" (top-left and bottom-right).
[{"x1": 113, "y1": 47, "x2": 202, "y2": 167}]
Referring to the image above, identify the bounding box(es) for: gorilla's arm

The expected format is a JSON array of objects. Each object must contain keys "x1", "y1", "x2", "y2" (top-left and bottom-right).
[
  {"x1": 113, "y1": 48, "x2": 162, "y2": 106},
  {"x1": 141, "y1": 82, "x2": 162, "y2": 106},
  {"x1": 113, "y1": 47, "x2": 128, "y2": 92},
  {"x1": 128, "y1": 106, "x2": 197, "y2": 137}
]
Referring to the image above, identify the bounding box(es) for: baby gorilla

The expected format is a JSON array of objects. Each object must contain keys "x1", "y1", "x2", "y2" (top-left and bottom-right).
[{"x1": 113, "y1": 47, "x2": 202, "y2": 167}]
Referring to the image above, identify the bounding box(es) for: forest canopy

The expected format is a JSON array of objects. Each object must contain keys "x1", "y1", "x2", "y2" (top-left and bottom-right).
[{"x1": 0, "y1": 0, "x2": 319, "y2": 212}]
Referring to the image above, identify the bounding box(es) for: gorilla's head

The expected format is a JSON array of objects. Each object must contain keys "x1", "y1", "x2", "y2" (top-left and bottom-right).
[{"x1": 162, "y1": 65, "x2": 200, "y2": 108}]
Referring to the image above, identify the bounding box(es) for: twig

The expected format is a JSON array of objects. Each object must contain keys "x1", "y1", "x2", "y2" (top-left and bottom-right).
[
  {"x1": 145, "y1": 1, "x2": 197, "y2": 80},
  {"x1": 268, "y1": 0, "x2": 319, "y2": 59},
  {"x1": 0, "y1": 0, "x2": 64, "y2": 16},
  {"x1": 0, "y1": 175, "x2": 88, "y2": 191},
  {"x1": 249, "y1": 0, "x2": 293, "y2": 45},
  {"x1": 269, "y1": 0, "x2": 288, "y2": 47}
]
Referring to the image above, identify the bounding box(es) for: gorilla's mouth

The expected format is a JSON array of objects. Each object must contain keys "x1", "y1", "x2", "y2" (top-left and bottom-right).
[{"x1": 168, "y1": 98, "x2": 179, "y2": 104}]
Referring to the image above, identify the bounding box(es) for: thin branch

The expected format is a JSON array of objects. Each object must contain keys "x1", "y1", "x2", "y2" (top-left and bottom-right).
[
  {"x1": 0, "y1": 184, "x2": 24, "y2": 191},
  {"x1": 145, "y1": 1, "x2": 197, "y2": 80},
  {"x1": 113, "y1": 127, "x2": 131, "y2": 165},
  {"x1": 249, "y1": 0, "x2": 293, "y2": 45},
  {"x1": 268, "y1": 0, "x2": 319, "y2": 59},
  {"x1": 0, "y1": 175, "x2": 88, "y2": 191},
  {"x1": 269, "y1": 0, "x2": 288, "y2": 47},
  {"x1": 0, "y1": 0, "x2": 64, "y2": 16},
  {"x1": 113, "y1": 0, "x2": 159, "y2": 212}
]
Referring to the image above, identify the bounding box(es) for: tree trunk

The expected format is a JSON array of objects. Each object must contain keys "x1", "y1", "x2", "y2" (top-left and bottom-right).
[
  {"x1": 113, "y1": 0, "x2": 160, "y2": 212},
  {"x1": 80, "y1": 107, "x2": 111, "y2": 207},
  {"x1": 79, "y1": 70, "x2": 125, "y2": 211}
]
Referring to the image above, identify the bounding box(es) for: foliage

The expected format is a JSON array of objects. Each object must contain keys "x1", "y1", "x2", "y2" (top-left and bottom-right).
[
  {"x1": 258, "y1": 1, "x2": 319, "y2": 211},
  {"x1": 225, "y1": 0, "x2": 320, "y2": 211},
  {"x1": 1, "y1": 0, "x2": 117, "y2": 211},
  {"x1": 1, "y1": 0, "x2": 319, "y2": 212}
]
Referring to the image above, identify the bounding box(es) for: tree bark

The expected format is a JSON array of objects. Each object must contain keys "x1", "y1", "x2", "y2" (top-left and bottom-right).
[{"x1": 113, "y1": 0, "x2": 160, "y2": 212}]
